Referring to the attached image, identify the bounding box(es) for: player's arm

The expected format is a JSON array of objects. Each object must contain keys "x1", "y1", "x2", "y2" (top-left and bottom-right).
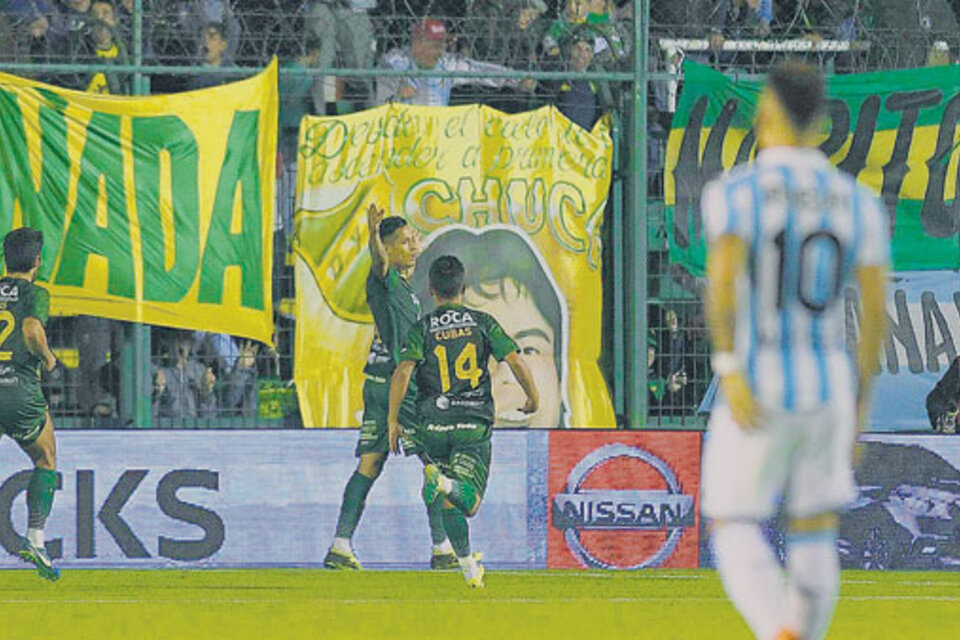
[
  {"x1": 388, "y1": 322, "x2": 424, "y2": 454},
  {"x1": 504, "y1": 352, "x2": 538, "y2": 414},
  {"x1": 705, "y1": 233, "x2": 760, "y2": 429},
  {"x1": 367, "y1": 203, "x2": 389, "y2": 280},
  {"x1": 23, "y1": 289, "x2": 56, "y2": 372},
  {"x1": 855, "y1": 264, "x2": 887, "y2": 433},
  {"x1": 23, "y1": 317, "x2": 56, "y2": 372},
  {"x1": 852, "y1": 190, "x2": 892, "y2": 447},
  {"x1": 488, "y1": 316, "x2": 537, "y2": 413},
  {"x1": 387, "y1": 360, "x2": 416, "y2": 454}
]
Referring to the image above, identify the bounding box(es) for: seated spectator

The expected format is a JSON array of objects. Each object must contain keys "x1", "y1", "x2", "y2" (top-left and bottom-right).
[
  {"x1": 0, "y1": 0, "x2": 56, "y2": 63},
  {"x1": 280, "y1": 34, "x2": 324, "y2": 145},
  {"x1": 544, "y1": 0, "x2": 630, "y2": 67},
  {"x1": 178, "y1": 0, "x2": 241, "y2": 64},
  {"x1": 108, "y1": 0, "x2": 156, "y2": 62},
  {"x1": 469, "y1": 0, "x2": 548, "y2": 69},
  {"x1": 183, "y1": 22, "x2": 233, "y2": 91},
  {"x1": 58, "y1": 0, "x2": 95, "y2": 61},
  {"x1": 90, "y1": 359, "x2": 120, "y2": 424},
  {"x1": 305, "y1": 0, "x2": 376, "y2": 112},
  {"x1": 555, "y1": 37, "x2": 601, "y2": 130},
  {"x1": 86, "y1": 17, "x2": 130, "y2": 94},
  {"x1": 927, "y1": 40, "x2": 951, "y2": 67},
  {"x1": 648, "y1": 327, "x2": 689, "y2": 418},
  {"x1": 376, "y1": 18, "x2": 536, "y2": 107},
  {"x1": 152, "y1": 330, "x2": 217, "y2": 419},
  {"x1": 782, "y1": 0, "x2": 862, "y2": 72},
  {"x1": 76, "y1": 315, "x2": 121, "y2": 417},
  {"x1": 193, "y1": 331, "x2": 239, "y2": 374},
  {"x1": 698, "y1": 0, "x2": 772, "y2": 67},
  {"x1": 926, "y1": 356, "x2": 960, "y2": 434},
  {"x1": 218, "y1": 339, "x2": 262, "y2": 418},
  {"x1": 90, "y1": 0, "x2": 115, "y2": 27}
]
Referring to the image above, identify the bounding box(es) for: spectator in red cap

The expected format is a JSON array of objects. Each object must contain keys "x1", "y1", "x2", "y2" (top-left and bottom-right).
[{"x1": 376, "y1": 17, "x2": 536, "y2": 107}]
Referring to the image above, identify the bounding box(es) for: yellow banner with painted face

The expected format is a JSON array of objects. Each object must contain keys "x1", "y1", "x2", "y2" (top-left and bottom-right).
[
  {"x1": 293, "y1": 103, "x2": 615, "y2": 429},
  {"x1": 0, "y1": 63, "x2": 277, "y2": 344}
]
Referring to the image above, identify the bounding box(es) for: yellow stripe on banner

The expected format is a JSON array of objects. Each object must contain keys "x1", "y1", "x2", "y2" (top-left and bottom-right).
[
  {"x1": 0, "y1": 62, "x2": 278, "y2": 345},
  {"x1": 665, "y1": 122, "x2": 960, "y2": 205},
  {"x1": 53, "y1": 348, "x2": 78, "y2": 368}
]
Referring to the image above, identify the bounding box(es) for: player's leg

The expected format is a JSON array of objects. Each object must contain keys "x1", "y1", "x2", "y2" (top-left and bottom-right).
[
  {"x1": 426, "y1": 428, "x2": 491, "y2": 587},
  {"x1": 426, "y1": 442, "x2": 489, "y2": 517},
  {"x1": 16, "y1": 412, "x2": 60, "y2": 581},
  {"x1": 325, "y1": 380, "x2": 388, "y2": 569},
  {"x1": 403, "y1": 405, "x2": 455, "y2": 569},
  {"x1": 702, "y1": 403, "x2": 791, "y2": 640},
  {"x1": 782, "y1": 398, "x2": 857, "y2": 640},
  {"x1": 417, "y1": 451, "x2": 456, "y2": 569},
  {"x1": 326, "y1": 451, "x2": 384, "y2": 569},
  {"x1": 782, "y1": 512, "x2": 840, "y2": 640}
]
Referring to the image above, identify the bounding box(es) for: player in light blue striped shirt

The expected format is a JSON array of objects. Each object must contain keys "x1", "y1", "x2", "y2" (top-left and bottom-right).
[{"x1": 701, "y1": 61, "x2": 889, "y2": 640}]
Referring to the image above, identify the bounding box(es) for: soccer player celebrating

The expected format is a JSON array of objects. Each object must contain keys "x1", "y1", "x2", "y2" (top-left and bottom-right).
[
  {"x1": 0, "y1": 228, "x2": 60, "y2": 581},
  {"x1": 324, "y1": 205, "x2": 456, "y2": 570},
  {"x1": 387, "y1": 255, "x2": 538, "y2": 588},
  {"x1": 701, "y1": 61, "x2": 889, "y2": 640}
]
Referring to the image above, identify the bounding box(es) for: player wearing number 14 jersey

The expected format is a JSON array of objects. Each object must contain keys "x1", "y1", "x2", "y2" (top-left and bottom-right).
[
  {"x1": 388, "y1": 256, "x2": 538, "y2": 588},
  {"x1": 702, "y1": 62, "x2": 888, "y2": 640},
  {"x1": 0, "y1": 228, "x2": 61, "y2": 581}
]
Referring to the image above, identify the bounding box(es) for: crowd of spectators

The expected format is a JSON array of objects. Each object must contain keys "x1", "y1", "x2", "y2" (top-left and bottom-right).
[{"x1": 5, "y1": 0, "x2": 960, "y2": 426}]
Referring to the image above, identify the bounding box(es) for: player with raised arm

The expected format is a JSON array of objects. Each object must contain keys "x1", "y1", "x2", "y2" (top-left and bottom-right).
[
  {"x1": 388, "y1": 255, "x2": 538, "y2": 588},
  {"x1": 324, "y1": 205, "x2": 457, "y2": 570},
  {"x1": 701, "y1": 61, "x2": 888, "y2": 640},
  {"x1": 0, "y1": 228, "x2": 60, "y2": 581}
]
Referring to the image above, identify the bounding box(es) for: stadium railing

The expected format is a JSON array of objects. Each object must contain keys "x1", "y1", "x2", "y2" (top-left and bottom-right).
[{"x1": 1, "y1": 1, "x2": 954, "y2": 429}]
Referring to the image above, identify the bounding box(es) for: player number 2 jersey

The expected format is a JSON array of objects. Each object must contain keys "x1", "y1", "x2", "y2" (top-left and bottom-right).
[
  {"x1": 703, "y1": 147, "x2": 890, "y2": 411},
  {"x1": 0, "y1": 276, "x2": 50, "y2": 399},
  {"x1": 400, "y1": 304, "x2": 518, "y2": 425}
]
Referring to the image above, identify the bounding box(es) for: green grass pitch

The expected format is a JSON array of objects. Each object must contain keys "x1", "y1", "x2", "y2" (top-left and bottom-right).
[{"x1": 0, "y1": 569, "x2": 956, "y2": 639}]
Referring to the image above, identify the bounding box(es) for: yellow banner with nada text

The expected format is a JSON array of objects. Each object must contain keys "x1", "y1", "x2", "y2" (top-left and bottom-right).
[
  {"x1": 294, "y1": 104, "x2": 615, "y2": 428},
  {"x1": 0, "y1": 63, "x2": 277, "y2": 344}
]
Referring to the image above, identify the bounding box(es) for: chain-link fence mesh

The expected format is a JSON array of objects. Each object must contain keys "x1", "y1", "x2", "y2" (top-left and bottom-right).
[{"x1": 2, "y1": 0, "x2": 956, "y2": 427}]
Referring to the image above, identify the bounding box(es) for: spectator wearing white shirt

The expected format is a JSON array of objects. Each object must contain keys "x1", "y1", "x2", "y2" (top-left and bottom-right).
[{"x1": 376, "y1": 18, "x2": 535, "y2": 107}]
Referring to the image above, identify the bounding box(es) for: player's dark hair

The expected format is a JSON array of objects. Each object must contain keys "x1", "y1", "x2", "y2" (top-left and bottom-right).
[
  {"x1": 3, "y1": 227, "x2": 43, "y2": 273},
  {"x1": 379, "y1": 216, "x2": 408, "y2": 242},
  {"x1": 413, "y1": 227, "x2": 564, "y2": 391},
  {"x1": 429, "y1": 255, "x2": 465, "y2": 300},
  {"x1": 766, "y1": 60, "x2": 825, "y2": 133}
]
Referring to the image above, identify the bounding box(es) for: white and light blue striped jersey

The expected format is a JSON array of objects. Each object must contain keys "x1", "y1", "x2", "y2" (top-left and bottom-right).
[{"x1": 703, "y1": 147, "x2": 890, "y2": 411}]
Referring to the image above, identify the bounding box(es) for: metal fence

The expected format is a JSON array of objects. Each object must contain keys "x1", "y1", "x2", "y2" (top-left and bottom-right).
[{"x1": 1, "y1": 0, "x2": 954, "y2": 428}]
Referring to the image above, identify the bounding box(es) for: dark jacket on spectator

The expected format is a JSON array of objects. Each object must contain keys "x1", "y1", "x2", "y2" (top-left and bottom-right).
[
  {"x1": 153, "y1": 361, "x2": 218, "y2": 419},
  {"x1": 926, "y1": 356, "x2": 960, "y2": 432}
]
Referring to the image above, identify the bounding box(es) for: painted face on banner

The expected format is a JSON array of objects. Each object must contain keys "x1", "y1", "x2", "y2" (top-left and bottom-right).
[{"x1": 464, "y1": 278, "x2": 562, "y2": 428}]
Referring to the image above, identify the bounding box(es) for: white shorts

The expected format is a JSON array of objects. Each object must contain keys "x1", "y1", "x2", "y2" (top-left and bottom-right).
[{"x1": 701, "y1": 396, "x2": 857, "y2": 521}]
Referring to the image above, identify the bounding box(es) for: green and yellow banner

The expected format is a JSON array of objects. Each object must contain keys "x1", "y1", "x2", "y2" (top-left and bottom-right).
[
  {"x1": 294, "y1": 104, "x2": 615, "y2": 428},
  {"x1": 666, "y1": 60, "x2": 960, "y2": 274},
  {"x1": 0, "y1": 63, "x2": 278, "y2": 344}
]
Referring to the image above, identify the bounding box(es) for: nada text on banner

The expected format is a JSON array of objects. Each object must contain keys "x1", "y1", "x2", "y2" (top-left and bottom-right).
[{"x1": 0, "y1": 63, "x2": 277, "y2": 344}]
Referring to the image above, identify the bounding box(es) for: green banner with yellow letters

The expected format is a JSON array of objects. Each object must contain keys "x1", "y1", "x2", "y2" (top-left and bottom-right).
[
  {"x1": 0, "y1": 62, "x2": 277, "y2": 344},
  {"x1": 666, "y1": 60, "x2": 960, "y2": 275}
]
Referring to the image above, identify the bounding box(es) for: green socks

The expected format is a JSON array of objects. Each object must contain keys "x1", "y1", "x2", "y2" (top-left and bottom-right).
[
  {"x1": 334, "y1": 472, "x2": 374, "y2": 539},
  {"x1": 27, "y1": 468, "x2": 57, "y2": 530},
  {"x1": 441, "y1": 506, "x2": 471, "y2": 558},
  {"x1": 426, "y1": 493, "x2": 448, "y2": 545},
  {"x1": 445, "y1": 478, "x2": 480, "y2": 517}
]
